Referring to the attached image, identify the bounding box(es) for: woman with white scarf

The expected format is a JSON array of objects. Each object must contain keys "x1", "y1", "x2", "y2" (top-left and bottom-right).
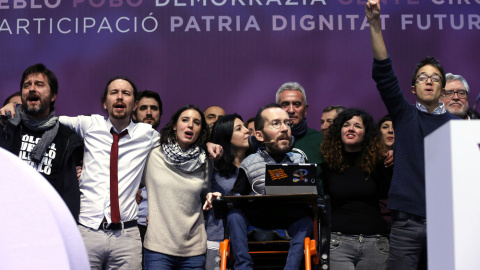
[{"x1": 142, "y1": 105, "x2": 213, "y2": 270}]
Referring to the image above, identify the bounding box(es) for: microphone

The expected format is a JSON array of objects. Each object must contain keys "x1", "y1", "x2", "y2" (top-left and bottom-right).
[
  {"x1": 472, "y1": 93, "x2": 480, "y2": 119},
  {"x1": 264, "y1": 140, "x2": 275, "y2": 144},
  {"x1": 0, "y1": 111, "x2": 12, "y2": 121}
]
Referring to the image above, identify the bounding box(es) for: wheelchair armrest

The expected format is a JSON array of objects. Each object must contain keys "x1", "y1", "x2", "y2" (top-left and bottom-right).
[{"x1": 212, "y1": 198, "x2": 229, "y2": 220}]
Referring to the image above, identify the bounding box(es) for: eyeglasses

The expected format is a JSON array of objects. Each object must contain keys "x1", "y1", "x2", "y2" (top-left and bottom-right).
[
  {"x1": 416, "y1": 74, "x2": 442, "y2": 84},
  {"x1": 444, "y1": 90, "x2": 468, "y2": 99},
  {"x1": 264, "y1": 119, "x2": 293, "y2": 130}
]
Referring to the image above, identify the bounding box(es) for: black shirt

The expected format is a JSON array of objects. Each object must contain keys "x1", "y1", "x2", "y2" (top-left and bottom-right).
[
  {"x1": 323, "y1": 151, "x2": 391, "y2": 235},
  {"x1": 12, "y1": 124, "x2": 67, "y2": 189}
]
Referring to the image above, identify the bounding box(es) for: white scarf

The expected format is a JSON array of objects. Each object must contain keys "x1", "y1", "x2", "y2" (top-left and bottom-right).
[{"x1": 162, "y1": 140, "x2": 206, "y2": 173}]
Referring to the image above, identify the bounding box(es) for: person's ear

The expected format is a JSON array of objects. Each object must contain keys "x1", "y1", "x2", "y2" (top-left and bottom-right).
[
  {"x1": 255, "y1": 130, "x2": 264, "y2": 142},
  {"x1": 50, "y1": 93, "x2": 57, "y2": 103},
  {"x1": 133, "y1": 101, "x2": 138, "y2": 112}
]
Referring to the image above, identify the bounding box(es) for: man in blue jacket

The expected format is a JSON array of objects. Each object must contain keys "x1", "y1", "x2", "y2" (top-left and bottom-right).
[{"x1": 366, "y1": 1, "x2": 458, "y2": 269}]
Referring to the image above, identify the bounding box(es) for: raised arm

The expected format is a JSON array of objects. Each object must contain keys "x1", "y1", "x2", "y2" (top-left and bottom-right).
[{"x1": 366, "y1": 0, "x2": 388, "y2": 60}]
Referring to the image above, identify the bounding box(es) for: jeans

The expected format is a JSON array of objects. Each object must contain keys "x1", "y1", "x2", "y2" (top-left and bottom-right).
[
  {"x1": 330, "y1": 232, "x2": 389, "y2": 270},
  {"x1": 226, "y1": 208, "x2": 313, "y2": 270},
  {"x1": 144, "y1": 248, "x2": 205, "y2": 270},
  {"x1": 387, "y1": 217, "x2": 427, "y2": 270}
]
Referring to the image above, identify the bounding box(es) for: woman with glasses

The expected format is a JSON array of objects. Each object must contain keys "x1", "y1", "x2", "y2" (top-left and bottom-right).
[
  {"x1": 321, "y1": 108, "x2": 392, "y2": 270},
  {"x1": 204, "y1": 114, "x2": 252, "y2": 270}
]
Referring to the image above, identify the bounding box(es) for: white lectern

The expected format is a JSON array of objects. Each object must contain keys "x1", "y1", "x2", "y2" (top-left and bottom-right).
[
  {"x1": 0, "y1": 148, "x2": 90, "y2": 270},
  {"x1": 425, "y1": 120, "x2": 480, "y2": 270}
]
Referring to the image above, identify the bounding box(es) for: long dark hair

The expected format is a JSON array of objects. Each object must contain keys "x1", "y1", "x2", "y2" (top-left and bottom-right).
[
  {"x1": 321, "y1": 108, "x2": 385, "y2": 175},
  {"x1": 210, "y1": 113, "x2": 247, "y2": 177},
  {"x1": 160, "y1": 105, "x2": 209, "y2": 147}
]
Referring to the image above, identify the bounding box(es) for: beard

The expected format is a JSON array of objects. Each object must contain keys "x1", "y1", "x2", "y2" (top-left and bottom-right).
[
  {"x1": 110, "y1": 110, "x2": 129, "y2": 120},
  {"x1": 21, "y1": 93, "x2": 51, "y2": 117},
  {"x1": 142, "y1": 117, "x2": 159, "y2": 129},
  {"x1": 447, "y1": 102, "x2": 468, "y2": 118},
  {"x1": 264, "y1": 132, "x2": 291, "y2": 155},
  {"x1": 109, "y1": 101, "x2": 131, "y2": 120}
]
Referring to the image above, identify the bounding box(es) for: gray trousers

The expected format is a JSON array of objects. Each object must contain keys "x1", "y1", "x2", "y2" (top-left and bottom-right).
[
  {"x1": 388, "y1": 218, "x2": 427, "y2": 270},
  {"x1": 78, "y1": 224, "x2": 142, "y2": 270}
]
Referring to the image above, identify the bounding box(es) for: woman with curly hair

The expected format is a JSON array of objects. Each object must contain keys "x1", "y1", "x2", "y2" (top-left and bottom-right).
[{"x1": 321, "y1": 108, "x2": 392, "y2": 270}]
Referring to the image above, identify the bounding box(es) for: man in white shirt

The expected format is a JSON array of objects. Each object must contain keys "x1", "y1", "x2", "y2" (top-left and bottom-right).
[{"x1": 60, "y1": 76, "x2": 156, "y2": 269}]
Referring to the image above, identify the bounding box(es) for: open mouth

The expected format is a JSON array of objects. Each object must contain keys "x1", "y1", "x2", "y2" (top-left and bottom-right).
[
  {"x1": 26, "y1": 94, "x2": 40, "y2": 104},
  {"x1": 424, "y1": 87, "x2": 434, "y2": 93},
  {"x1": 113, "y1": 103, "x2": 126, "y2": 111},
  {"x1": 185, "y1": 131, "x2": 194, "y2": 139}
]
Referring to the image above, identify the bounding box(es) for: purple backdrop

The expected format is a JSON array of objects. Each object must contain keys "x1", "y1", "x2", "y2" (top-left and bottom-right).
[{"x1": 1, "y1": 1, "x2": 479, "y2": 129}]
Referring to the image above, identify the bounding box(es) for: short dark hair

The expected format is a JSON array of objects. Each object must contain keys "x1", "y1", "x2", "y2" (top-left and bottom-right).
[
  {"x1": 101, "y1": 76, "x2": 138, "y2": 105},
  {"x1": 3, "y1": 91, "x2": 21, "y2": 106},
  {"x1": 323, "y1": 105, "x2": 346, "y2": 114},
  {"x1": 135, "y1": 90, "x2": 163, "y2": 115},
  {"x1": 244, "y1": 117, "x2": 255, "y2": 128},
  {"x1": 160, "y1": 105, "x2": 210, "y2": 147},
  {"x1": 20, "y1": 63, "x2": 58, "y2": 111},
  {"x1": 411, "y1": 57, "x2": 446, "y2": 88},
  {"x1": 377, "y1": 115, "x2": 392, "y2": 129},
  {"x1": 254, "y1": 103, "x2": 283, "y2": 131}
]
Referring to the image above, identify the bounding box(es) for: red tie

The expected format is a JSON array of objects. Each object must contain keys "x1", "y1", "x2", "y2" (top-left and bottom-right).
[{"x1": 110, "y1": 129, "x2": 128, "y2": 224}]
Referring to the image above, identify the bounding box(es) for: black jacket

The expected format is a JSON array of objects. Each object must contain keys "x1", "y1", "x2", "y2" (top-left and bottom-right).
[{"x1": 1, "y1": 117, "x2": 84, "y2": 220}]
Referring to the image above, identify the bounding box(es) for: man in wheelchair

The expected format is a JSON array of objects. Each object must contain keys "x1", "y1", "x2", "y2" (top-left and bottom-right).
[{"x1": 225, "y1": 103, "x2": 314, "y2": 270}]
